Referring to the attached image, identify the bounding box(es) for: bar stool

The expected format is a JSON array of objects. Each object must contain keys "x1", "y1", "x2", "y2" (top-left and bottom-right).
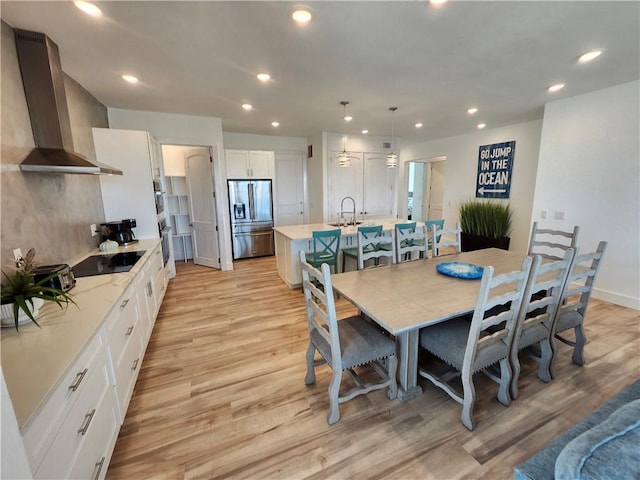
[
  {"x1": 305, "y1": 228, "x2": 341, "y2": 273},
  {"x1": 342, "y1": 225, "x2": 383, "y2": 272}
]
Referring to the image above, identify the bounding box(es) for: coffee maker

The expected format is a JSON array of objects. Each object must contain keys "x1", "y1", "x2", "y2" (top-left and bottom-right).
[{"x1": 100, "y1": 218, "x2": 138, "y2": 246}]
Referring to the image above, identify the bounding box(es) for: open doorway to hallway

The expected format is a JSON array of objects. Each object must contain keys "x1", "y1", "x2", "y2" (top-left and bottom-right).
[
  {"x1": 407, "y1": 156, "x2": 446, "y2": 222},
  {"x1": 161, "y1": 144, "x2": 221, "y2": 274}
]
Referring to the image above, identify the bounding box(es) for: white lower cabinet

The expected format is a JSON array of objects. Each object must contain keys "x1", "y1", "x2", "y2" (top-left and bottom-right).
[
  {"x1": 21, "y1": 242, "x2": 166, "y2": 479},
  {"x1": 105, "y1": 282, "x2": 145, "y2": 422},
  {"x1": 28, "y1": 334, "x2": 118, "y2": 479}
]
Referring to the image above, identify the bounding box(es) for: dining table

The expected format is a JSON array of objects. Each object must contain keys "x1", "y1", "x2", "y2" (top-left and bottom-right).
[{"x1": 330, "y1": 247, "x2": 529, "y2": 402}]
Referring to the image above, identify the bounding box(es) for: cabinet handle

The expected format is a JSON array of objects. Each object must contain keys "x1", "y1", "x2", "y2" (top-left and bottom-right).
[
  {"x1": 94, "y1": 456, "x2": 106, "y2": 480},
  {"x1": 120, "y1": 298, "x2": 130, "y2": 310},
  {"x1": 68, "y1": 368, "x2": 88, "y2": 391},
  {"x1": 78, "y1": 409, "x2": 96, "y2": 435},
  {"x1": 147, "y1": 281, "x2": 153, "y2": 297},
  {"x1": 132, "y1": 358, "x2": 140, "y2": 371},
  {"x1": 126, "y1": 325, "x2": 134, "y2": 336}
]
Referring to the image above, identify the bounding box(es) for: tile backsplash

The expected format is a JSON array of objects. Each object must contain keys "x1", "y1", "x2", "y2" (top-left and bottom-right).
[{"x1": 1, "y1": 21, "x2": 108, "y2": 268}]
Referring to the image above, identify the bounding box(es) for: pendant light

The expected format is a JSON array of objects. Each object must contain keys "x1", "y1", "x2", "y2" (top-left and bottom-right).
[
  {"x1": 338, "y1": 101, "x2": 351, "y2": 168},
  {"x1": 386, "y1": 107, "x2": 398, "y2": 168}
]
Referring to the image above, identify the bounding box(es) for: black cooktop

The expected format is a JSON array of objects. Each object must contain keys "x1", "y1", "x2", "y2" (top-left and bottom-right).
[{"x1": 72, "y1": 251, "x2": 146, "y2": 278}]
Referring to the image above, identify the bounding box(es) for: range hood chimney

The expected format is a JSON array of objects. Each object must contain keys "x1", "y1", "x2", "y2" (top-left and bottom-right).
[{"x1": 14, "y1": 29, "x2": 122, "y2": 175}]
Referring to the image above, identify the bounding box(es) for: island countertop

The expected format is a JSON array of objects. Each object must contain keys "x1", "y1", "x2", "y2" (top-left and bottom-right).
[{"x1": 273, "y1": 218, "x2": 404, "y2": 241}]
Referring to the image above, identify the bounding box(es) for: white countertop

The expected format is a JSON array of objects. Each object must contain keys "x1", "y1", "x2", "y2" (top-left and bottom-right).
[
  {"x1": 273, "y1": 218, "x2": 406, "y2": 241},
  {"x1": 0, "y1": 239, "x2": 161, "y2": 429}
]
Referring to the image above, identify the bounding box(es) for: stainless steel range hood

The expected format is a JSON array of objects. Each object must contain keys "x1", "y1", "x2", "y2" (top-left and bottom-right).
[{"x1": 14, "y1": 29, "x2": 122, "y2": 175}]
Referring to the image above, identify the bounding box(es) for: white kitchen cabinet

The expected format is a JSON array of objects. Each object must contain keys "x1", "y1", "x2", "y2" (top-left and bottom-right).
[
  {"x1": 105, "y1": 282, "x2": 144, "y2": 421},
  {"x1": 94, "y1": 128, "x2": 161, "y2": 239},
  {"x1": 166, "y1": 175, "x2": 193, "y2": 261},
  {"x1": 225, "y1": 149, "x2": 274, "y2": 179},
  {"x1": 23, "y1": 332, "x2": 119, "y2": 479},
  {"x1": 274, "y1": 152, "x2": 305, "y2": 226},
  {"x1": 327, "y1": 151, "x2": 396, "y2": 222},
  {"x1": 11, "y1": 241, "x2": 165, "y2": 480}
]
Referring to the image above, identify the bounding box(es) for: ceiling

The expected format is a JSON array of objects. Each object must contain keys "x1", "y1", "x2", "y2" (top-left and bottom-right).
[{"x1": 1, "y1": 1, "x2": 638, "y2": 142}]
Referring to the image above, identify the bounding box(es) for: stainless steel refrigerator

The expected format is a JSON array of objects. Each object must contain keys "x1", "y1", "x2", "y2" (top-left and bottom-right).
[{"x1": 228, "y1": 179, "x2": 275, "y2": 259}]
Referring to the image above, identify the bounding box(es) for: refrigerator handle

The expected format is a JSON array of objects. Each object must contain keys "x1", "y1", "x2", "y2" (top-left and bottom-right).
[{"x1": 248, "y1": 183, "x2": 255, "y2": 220}]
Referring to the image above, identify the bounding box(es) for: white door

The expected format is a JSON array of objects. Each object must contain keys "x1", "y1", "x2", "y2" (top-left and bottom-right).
[
  {"x1": 274, "y1": 152, "x2": 304, "y2": 226},
  {"x1": 363, "y1": 153, "x2": 396, "y2": 219},
  {"x1": 427, "y1": 160, "x2": 446, "y2": 220},
  {"x1": 185, "y1": 148, "x2": 220, "y2": 268}
]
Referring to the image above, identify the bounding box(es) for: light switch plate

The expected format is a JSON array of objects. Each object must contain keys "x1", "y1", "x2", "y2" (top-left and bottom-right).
[
  {"x1": 13, "y1": 248, "x2": 22, "y2": 261},
  {"x1": 540, "y1": 210, "x2": 547, "y2": 219},
  {"x1": 90, "y1": 224, "x2": 97, "y2": 236},
  {"x1": 554, "y1": 211, "x2": 565, "y2": 220}
]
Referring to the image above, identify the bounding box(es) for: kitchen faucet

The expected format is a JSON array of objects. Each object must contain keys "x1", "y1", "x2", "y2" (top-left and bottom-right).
[{"x1": 340, "y1": 196, "x2": 356, "y2": 226}]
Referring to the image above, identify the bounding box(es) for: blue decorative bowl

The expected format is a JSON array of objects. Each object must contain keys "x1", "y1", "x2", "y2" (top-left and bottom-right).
[{"x1": 436, "y1": 262, "x2": 484, "y2": 279}]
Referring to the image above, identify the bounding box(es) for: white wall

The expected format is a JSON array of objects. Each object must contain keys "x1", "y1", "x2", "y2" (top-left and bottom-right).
[
  {"x1": 401, "y1": 120, "x2": 543, "y2": 253},
  {"x1": 161, "y1": 145, "x2": 187, "y2": 176},
  {"x1": 533, "y1": 81, "x2": 640, "y2": 309},
  {"x1": 222, "y1": 132, "x2": 306, "y2": 152},
  {"x1": 107, "y1": 109, "x2": 233, "y2": 271}
]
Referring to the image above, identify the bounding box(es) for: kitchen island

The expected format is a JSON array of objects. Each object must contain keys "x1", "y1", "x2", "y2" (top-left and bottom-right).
[{"x1": 273, "y1": 218, "x2": 402, "y2": 288}]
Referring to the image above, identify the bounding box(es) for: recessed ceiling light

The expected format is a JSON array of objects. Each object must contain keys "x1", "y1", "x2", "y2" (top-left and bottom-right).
[
  {"x1": 257, "y1": 73, "x2": 271, "y2": 82},
  {"x1": 291, "y1": 7, "x2": 312, "y2": 24},
  {"x1": 74, "y1": 1, "x2": 102, "y2": 16},
  {"x1": 477, "y1": 123, "x2": 486, "y2": 129},
  {"x1": 344, "y1": 115, "x2": 353, "y2": 122},
  {"x1": 548, "y1": 83, "x2": 565, "y2": 93},
  {"x1": 415, "y1": 123, "x2": 423, "y2": 128},
  {"x1": 578, "y1": 50, "x2": 603, "y2": 63},
  {"x1": 271, "y1": 121, "x2": 279, "y2": 127},
  {"x1": 467, "y1": 107, "x2": 478, "y2": 114},
  {"x1": 121, "y1": 74, "x2": 138, "y2": 84},
  {"x1": 361, "y1": 129, "x2": 369, "y2": 134},
  {"x1": 242, "y1": 103, "x2": 253, "y2": 111}
]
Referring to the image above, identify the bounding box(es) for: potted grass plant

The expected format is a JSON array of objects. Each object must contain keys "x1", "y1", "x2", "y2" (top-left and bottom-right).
[
  {"x1": 459, "y1": 199, "x2": 513, "y2": 252},
  {"x1": 0, "y1": 248, "x2": 76, "y2": 331}
]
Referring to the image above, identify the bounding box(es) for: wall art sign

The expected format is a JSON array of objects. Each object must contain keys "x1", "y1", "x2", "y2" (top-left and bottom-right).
[{"x1": 475, "y1": 140, "x2": 516, "y2": 199}]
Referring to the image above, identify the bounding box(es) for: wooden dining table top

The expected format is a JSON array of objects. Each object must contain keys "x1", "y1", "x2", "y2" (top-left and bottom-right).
[{"x1": 330, "y1": 248, "x2": 529, "y2": 335}]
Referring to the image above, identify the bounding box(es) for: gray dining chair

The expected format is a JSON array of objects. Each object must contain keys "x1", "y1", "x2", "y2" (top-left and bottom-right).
[
  {"x1": 299, "y1": 251, "x2": 398, "y2": 425},
  {"x1": 418, "y1": 255, "x2": 533, "y2": 430},
  {"x1": 528, "y1": 222, "x2": 579, "y2": 261},
  {"x1": 509, "y1": 248, "x2": 575, "y2": 400},
  {"x1": 395, "y1": 226, "x2": 428, "y2": 263},
  {"x1": 431, "y1": 222, "x2": 462, "y2": 257},
  {"x1": 552, "y1": 241, "x2": 607, "y2": 375},
  {"x1": 357, "y1": 230, "x2": 395, "y2": 270}
]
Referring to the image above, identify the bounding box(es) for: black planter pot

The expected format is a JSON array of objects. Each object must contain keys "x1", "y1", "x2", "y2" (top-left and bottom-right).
[{"x1": 461, "y1": 233, "x2": 510, "y2": 252}]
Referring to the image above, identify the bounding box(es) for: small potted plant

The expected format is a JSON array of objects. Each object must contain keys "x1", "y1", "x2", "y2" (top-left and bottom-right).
[
  {"x1": 1, "y1": 248, "x2": 76, "y2": 331},
  {"x1": 459, "y1": 199, "x2": 513, "y2": 252}
]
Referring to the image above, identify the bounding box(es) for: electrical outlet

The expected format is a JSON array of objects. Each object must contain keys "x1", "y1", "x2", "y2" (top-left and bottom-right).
[
  {"x1": 90, "y1": 224, "x2": 97, "y2": 236},
  {"x1": 540, "y1": 210, "x2": 547, "y2": 219},
  {"x1": 554, "y1": 211, "x2": 565, "y2": 220}
]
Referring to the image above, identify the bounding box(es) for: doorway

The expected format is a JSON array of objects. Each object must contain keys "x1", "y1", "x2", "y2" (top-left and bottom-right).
[
  {"x1": 161, "y1": 144, "x2": 221, "y2": 272},
  {"x1": 407, "y1": 156, "x2": 446, "y2": 222}
]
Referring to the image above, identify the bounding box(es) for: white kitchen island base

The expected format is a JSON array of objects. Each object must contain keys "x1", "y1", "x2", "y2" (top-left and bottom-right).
[{"x1": 273, "y1": 219, "x2": 401, "y2": 288}]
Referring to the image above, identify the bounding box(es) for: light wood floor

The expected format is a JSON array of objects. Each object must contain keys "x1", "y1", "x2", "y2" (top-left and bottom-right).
[{"x1": 107, "y1": 256, "x2": 639, "y2": 480}]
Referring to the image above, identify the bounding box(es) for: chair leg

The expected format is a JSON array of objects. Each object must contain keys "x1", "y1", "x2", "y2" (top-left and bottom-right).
[
  {"x1": 572, "y1": 325, "x2": 586, "y2": 366},
  {"x1": 387, "y1": 354, "x2": 398, "y2": 400},
  {"x1": 305, "y1": 343, "x2": 316, "y2": 385},
  {"x1": 497, "y1": 357, "x2": 512, "y2": 407},
  {"x1": 510, "y1": 348, "x2": 521, "y2": 400},
  {"x1": 537, "y1": 337, "x2": 553, "y2": 383},
  {"x1": 327, "y1": 370, "x2": 342, "y2": 425},
  {"x1": 460, "y1": 369, "x2": 476, "y2": 430}
]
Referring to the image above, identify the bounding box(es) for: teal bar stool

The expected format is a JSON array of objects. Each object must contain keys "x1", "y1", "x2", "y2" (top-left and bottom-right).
[
  {"x1": 306, "y1": 228, "x2": 341, "y2": 274},
  {"x1": 342, "y1": 225, "x2": 383, "y2": 272},
  {"x1": 424, "y1": 219, "x2": 445, "y2": 258}
]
